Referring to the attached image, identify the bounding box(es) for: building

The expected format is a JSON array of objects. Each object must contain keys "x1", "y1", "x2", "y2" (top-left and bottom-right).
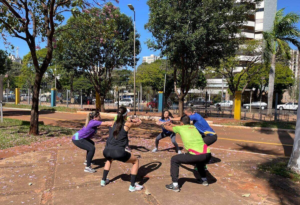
[
  {"x1": 8, "y1": 47, "x2": 22, "y2": 64},
  {"x1": 204, "y1": 0, "x2": 277, "y2": 100},
  {"x1": 142, "y1": 54, "x2": 160, "y2": 64}
]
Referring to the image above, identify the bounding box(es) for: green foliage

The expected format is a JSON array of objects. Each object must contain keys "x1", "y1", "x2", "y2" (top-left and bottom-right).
[
  {"x1": 73, "y1": 76, "x2": 94, "y2": 95},
  {"x1": 112, "y1": 69, "x2": 132, "y2": 88},
  {"x1": 146, "y1": 0, "x2": 261, "y2": 115},
  {"x1": 56, "y1": 3, "x2": 140, "y2": 99},
  {"x1": 0, "y1": 49, "x2": 11, "y2": 75},
  {"x1": 288, "y1": 78, "x2": 300, "y2": 102},
  {"x1": 274, "y1": 63, "x2": 294, "y2": 94},
  {"x1": 264, "y1": 9, "x2": 300, "y2": 58},
  {"x1": 215, "y1": 40, "x2": 264, "y2": 97},
  {"x1": 259, "y1": 158, "x2": 300, "y2": 182},
  {"x1": 0, "y1": 118, "x2": 74, "y2": 149}
]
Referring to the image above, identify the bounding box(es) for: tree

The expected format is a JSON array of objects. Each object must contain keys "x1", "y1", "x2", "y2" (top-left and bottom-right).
[
  {"x1": 133, "y1": 60, "x2": 206, "y2": 107},
  {"x1": 273, "y1": 63, "x2": 294, "y2": 102},
  {"x1": 289, "y1": 80, "x2": 300, "y2": 173},
  {"x1": 0, "y1": 0, "x2": 115, "y2": 134},
  {"x1": 263, "y1": 9, "x2": 300, "y2": 115},
  {"x1": 0, "y1": 49, "x2": 11, "y2": 75},
  {"x1": 214, "y1": 40, "x2": 264, "y2": 107},
  {"x1": 145, "y1": 0, "x2": 262, "y2": 116},
  {"x1": 57, "y1": 4, "x2": 140, "y2": 112}
]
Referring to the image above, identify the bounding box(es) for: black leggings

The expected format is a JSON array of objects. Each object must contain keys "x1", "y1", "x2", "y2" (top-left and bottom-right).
[
  {"x1": 103, "y1": 148, "x2": 131, "y2": 163},
  {"x1": 72, "y1": 138, "x2": 95, "y2": 167},
  {"x1": 155, "y1": 132, "x2": 179, "y2": 152},
  {"x1": 171, "y1": 153, "x2": 211, "y2": 182},
  {"x1": 203, "y1": 133, "x2": 218, "y2": 146}
]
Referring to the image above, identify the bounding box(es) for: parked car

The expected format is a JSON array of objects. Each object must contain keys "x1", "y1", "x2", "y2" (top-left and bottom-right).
[
  {"x1": 186, "y1": 97, "x2": 211, "y2": 107},
  {"x1": 115, "y1": 98, "x2": 134, "y2": 107},
  {"x1": 243, "y1": 102, "x2": 267, "y2": 110},
  {"x1": 214, "y1": 100, "x2": 233, "y2": 107},
  {"x1": 105, "y1": 99, "x2": 114, "y2": 103},
  {"x1": 147, "y1": 101, "x2": 158, "y2": 108},
  {"x1": 277, "y1": 102, "x2": 298, "y2": 111}
]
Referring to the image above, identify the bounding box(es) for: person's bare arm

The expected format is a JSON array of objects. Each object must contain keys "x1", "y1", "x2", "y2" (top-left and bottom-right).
[
  {"x1": 170, "y1": 117, "x2": 181, "y2": 121},
  {"x1": 124, "y1": 119, "x2": 142, "y2": 131},
  {"x1": 99, "y1": 121, "x2": 114, "y2": 127},
  {"x1": 162, "y1": 124, "x2": 174, "y2": 132}
]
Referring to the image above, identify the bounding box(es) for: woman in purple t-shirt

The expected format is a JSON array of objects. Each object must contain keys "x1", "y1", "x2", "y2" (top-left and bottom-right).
[{"x1": 72, "y1": 111, "x2": 113, "y2": 173}]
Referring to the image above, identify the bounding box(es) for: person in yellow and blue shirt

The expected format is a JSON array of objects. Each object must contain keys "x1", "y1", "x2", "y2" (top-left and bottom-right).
[
  {"x1": 171, "y1": 107, "x2": 217, "y2": 146},
  {"x1": 157, "y1": 115, "x2": 211, "y2": 192}
]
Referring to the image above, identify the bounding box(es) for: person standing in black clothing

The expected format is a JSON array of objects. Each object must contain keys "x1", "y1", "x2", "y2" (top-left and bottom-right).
[{"x1": 101, "y1": 107, "x2": 144, "y2": 192}]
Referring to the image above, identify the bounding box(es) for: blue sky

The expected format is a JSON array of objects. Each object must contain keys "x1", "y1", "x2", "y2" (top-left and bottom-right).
[{"x1": 1, "y1": 0, "x2": 299, "y2": 69}]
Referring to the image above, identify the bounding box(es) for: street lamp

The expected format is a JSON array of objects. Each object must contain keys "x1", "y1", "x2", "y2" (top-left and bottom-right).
[
  {"x1": 250, "y1": 87, "x2": 255, "y2": 113},
  {"x1": 128, "y1": 4, "x2": 136, "y2": 116}
]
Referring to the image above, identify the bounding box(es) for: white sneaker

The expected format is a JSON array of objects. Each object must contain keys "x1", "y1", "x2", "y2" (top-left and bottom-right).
[
  {"x1": 125, "y1": 147, "x2": 132, "y2": 153},
  {"x1": 178, "y1": 150, "x2": 182, "y2": 154},
  {"x1": 84, "y1": 166, "x2": 96, "y2": 173},
  {"x1": 129, "y1": 183, "x2": 144, "y2": 192},
  {"x1": 152, "y1": 148, "x2": 158, "y2": 153}
]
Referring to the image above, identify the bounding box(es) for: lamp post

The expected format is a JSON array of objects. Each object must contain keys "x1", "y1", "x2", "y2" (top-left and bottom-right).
[
  {"x1": 128, "y1": 4, "x2": 136, "y2": 116},
  {"x1": 250, "y1": 87, "x2": 255, "y2": 113}
]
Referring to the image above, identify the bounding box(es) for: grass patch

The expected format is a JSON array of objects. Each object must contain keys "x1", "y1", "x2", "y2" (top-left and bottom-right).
[
  {"x1": 220, "y1": 121, "x2": 296, "y2": 130},
  {"x1": 259, "y1": 158, "x2": 300, "y2": 182},
  {"x1": 0, "y1": 118, "x2": 75, "y2": 150},
  {"x1": 3, "y1": 103, "x2": 79, "y2": 113}
]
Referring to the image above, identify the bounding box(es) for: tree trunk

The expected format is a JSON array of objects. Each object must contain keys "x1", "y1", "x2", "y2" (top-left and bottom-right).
[
  {"x1": 288, "y1": 79, "x2": 300, "y2": 173},
  {"x1": 267, "y1": 54, "x2": 276, "y2": 116},
  {"x1": 178, "y1": 95, "x2": 184, "y2": 117},
  {"x1": 70, "y1": 74, "x2": 74, "y2": 98},
  {"x1": 96, "y1": 92, "x2": 101, "y2": 111},
  {"x1": 29, "y1": 72, "x2": 42, "y2": 135},
  {"x1": 100, "y1": 96, "x2": 105, "y2": 112}
]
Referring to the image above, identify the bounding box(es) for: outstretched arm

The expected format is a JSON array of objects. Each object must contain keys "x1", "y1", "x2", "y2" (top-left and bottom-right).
[
  {"x1": 162, "y1": 124, "x2": 174, "y2": 132},
  {"x1": 124, "y1": 118, "x2": 142, "y2": 131},
  {"x1": 99, "y1": 121, "x2": 114, "y2": 127},
  {"x1": 170, "y1": 117, "x2": 181, "y2": 121}
]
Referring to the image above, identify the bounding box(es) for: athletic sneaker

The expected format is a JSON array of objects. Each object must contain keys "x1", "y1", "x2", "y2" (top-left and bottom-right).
[
  {"x1": 165, "y1": 183, "x2": 180, "y2": 192},
  {"x1": 100, "y1": 179, "x2": 110, "y2": 187},
  {"x1": 178, "y1": 150, "x2": 182, "y2": 154},
  {"x1": 194, "y1": 165, "x2": 208, "y2": 171},
  {"x1": 129, "y1": 183, "x2": 144, "y2": 192},
  {"x1": 152, "y1": 148, "x2": 158, "y2": 153},
  {"x1": 84, "y1": 160, "x2": 95, "y2": 166},
  {"x1": 125, "y1": 146, "x2": 132, "y2": 153},
  {"x1": 197, "y1": 179, "x2": 209, "y2": 186},
  {"x1": 84, "y1": 166, "x2": 96, "y2": 173}
]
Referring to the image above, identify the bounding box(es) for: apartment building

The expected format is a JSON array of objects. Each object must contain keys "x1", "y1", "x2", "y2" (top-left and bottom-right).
[
  {"x1": 204, "y1": 0, "x2": 277, "y2": 100},
  {"x1": 142, "y1": 54, "x2": 160, "y2": 64}
]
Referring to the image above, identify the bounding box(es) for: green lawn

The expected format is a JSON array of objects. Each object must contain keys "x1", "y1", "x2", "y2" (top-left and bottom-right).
[
  {"x1": 3, "y1": 103, "x2": 80, "y2": 113},
  {"x1": 259, "y1": 158, "x2": 300, "y2": 182},
  {"x1": 220, "y1": 121, "x2": 296, "y2": 130},
  {"x1": 0, "y1": 118, "x2": 75, "y2": 150}
]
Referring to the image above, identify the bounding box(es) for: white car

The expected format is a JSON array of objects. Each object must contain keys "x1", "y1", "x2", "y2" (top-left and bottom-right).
[
  {"x1": 277, "y1": 102, "x2": 298, "y2": 111},
  {"x1": 243, "y1": 102, "x2": 267, "y2": 109},
  {"x1": 214, "y1": 100, "x2": 233, "y2": 107},
  {"x1": 115, "y1": 98, "x2": 134, "y2": 107}
]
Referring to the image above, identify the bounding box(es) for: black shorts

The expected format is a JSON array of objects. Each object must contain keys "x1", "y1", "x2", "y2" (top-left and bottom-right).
[{"x1": 103, "y1": 148, "x2": 131, "y2": 163}]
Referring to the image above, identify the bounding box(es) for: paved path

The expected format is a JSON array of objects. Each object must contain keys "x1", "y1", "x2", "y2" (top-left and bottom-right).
[{"x1": 0, "y1": 109, "x2": 299, "y2": 205}]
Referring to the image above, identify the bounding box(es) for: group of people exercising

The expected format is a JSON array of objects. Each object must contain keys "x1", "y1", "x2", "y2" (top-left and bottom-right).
[{"x1": 71, "y1": 106, "x2": 217, "y2": 192}]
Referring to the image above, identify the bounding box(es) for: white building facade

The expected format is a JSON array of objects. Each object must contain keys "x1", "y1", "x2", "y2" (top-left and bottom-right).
[
  {"x1": 142, "y1": 54, "x2": 160, "y2": 64},
  {"x1": 203, "y1": 0, "x2": 277, "y2": 100}
]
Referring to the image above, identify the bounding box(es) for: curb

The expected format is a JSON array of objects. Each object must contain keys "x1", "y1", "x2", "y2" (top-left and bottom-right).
[
  {"x1": 3, "y1": 107, "x2": 295, "y2": 133},
  {"x1": 211, "y1": 124, "x2": 295, "y2": 133}
]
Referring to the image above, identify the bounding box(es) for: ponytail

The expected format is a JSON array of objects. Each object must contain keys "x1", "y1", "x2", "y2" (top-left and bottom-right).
[
  {"x1": 113, "y1": 107, "x2": 127, "y2": 139},
  {"x1": 85, "y1": 111, "x2": 100, "y2": 127}
]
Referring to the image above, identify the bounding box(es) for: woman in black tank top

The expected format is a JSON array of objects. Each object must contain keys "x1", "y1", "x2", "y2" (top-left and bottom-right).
[{"x1": 101, "y1": 107, "x2": 144, "y2": 192}]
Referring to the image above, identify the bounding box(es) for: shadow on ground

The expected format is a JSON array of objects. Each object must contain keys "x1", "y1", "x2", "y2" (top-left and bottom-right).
[{"x1": 109, "y1": 162, "x2": 162, "y2": 185}]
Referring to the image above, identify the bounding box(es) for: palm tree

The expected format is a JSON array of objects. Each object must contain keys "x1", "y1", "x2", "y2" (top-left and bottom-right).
[{"x1": 263, "y1": 9, "x2": 300, "y2": 116}]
